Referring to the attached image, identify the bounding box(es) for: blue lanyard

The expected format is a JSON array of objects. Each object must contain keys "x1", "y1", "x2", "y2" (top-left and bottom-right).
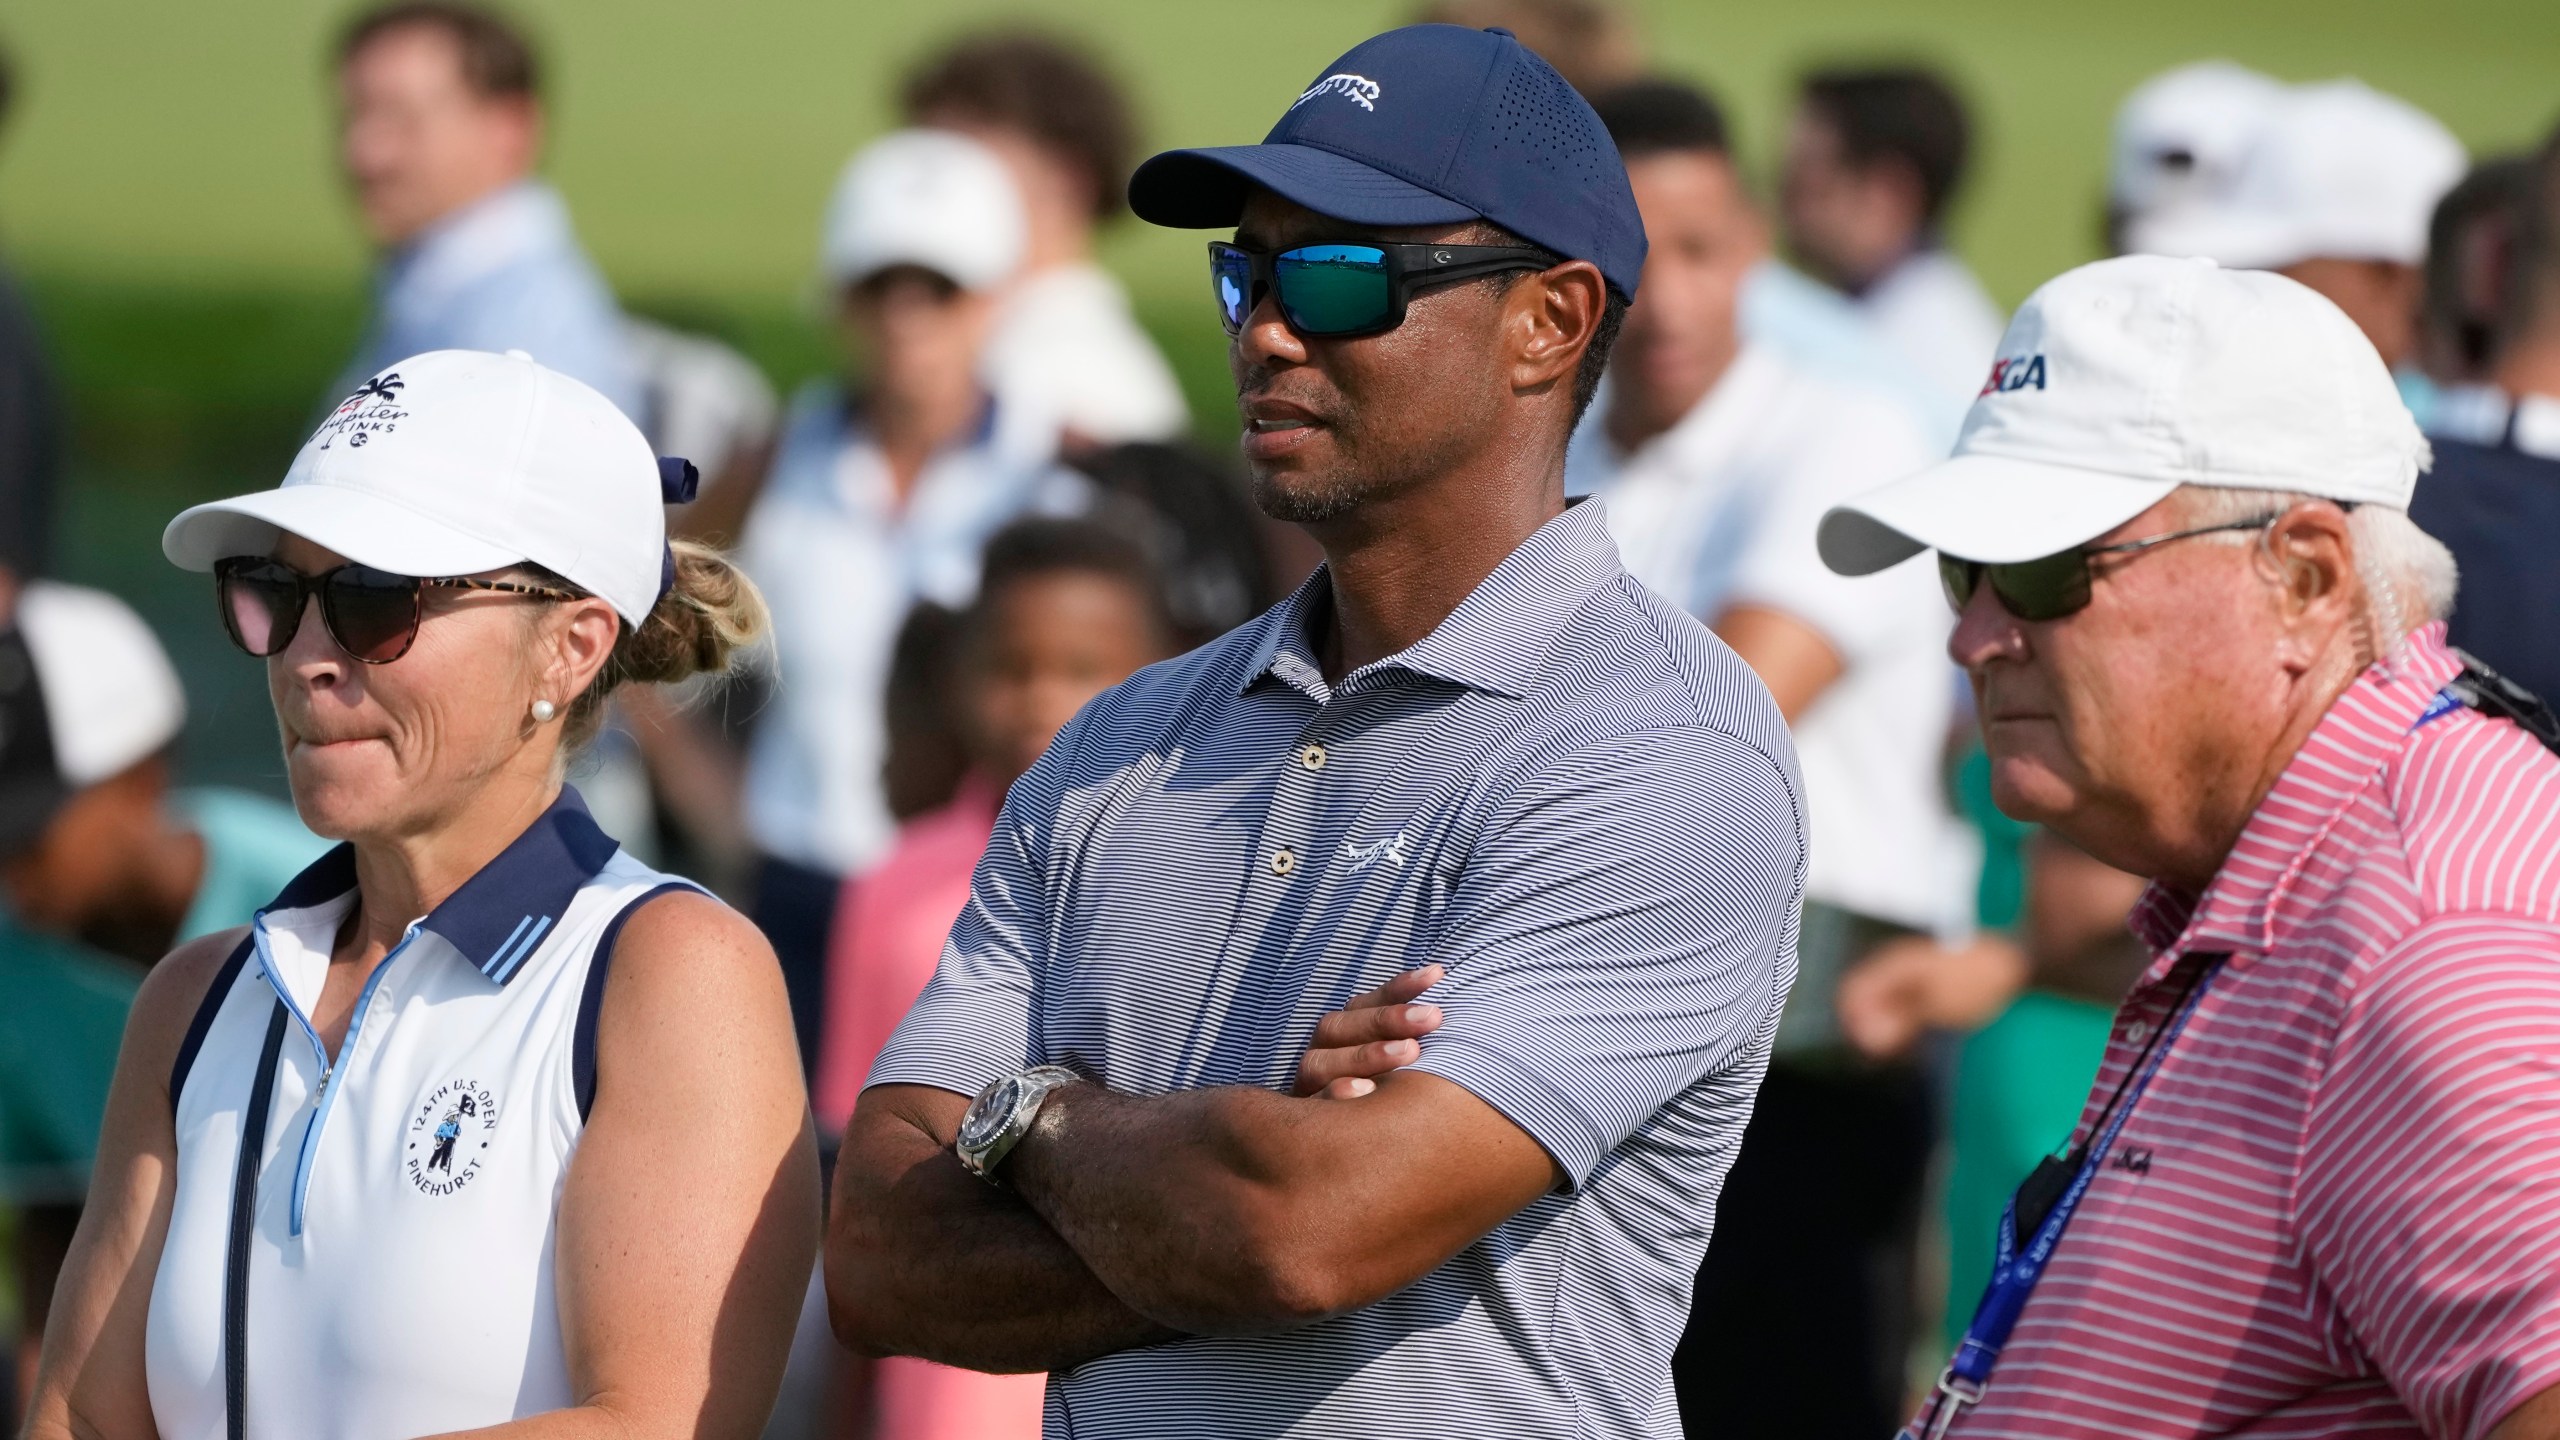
[{"x1": 1903, "y1": 957, "x2": 2224, "y2": 1440}]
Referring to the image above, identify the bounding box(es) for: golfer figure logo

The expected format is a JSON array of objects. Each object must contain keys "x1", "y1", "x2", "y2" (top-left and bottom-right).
[{"x1": 407, "y1": 1079, "x2": 500, "y2": 1198}]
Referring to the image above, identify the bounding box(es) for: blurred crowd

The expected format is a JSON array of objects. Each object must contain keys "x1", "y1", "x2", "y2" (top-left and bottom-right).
[{"x1": 1, "y1": 0, "x2": 2554, "y2": 1435}]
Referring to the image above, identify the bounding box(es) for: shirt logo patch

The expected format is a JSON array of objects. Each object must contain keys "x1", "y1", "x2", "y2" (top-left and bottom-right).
[
  {"x1": 1978, "y1": 353, "x2": 2049, "y2": 397},
  {"x1": 1343, "y1": 832, "x2": 1411, "y2": 873},
  {"x1": 407, "y1": 1078, "x2": 499, "y2": 1198},
  {"x1": 1291, "y1": 73, "x2": 1381, "y2": 113}
]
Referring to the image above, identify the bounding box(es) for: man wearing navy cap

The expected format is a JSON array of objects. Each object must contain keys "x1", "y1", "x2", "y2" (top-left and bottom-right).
[{"x1": 826, "y1": 26, "x2": 1806, "y2": 1438}]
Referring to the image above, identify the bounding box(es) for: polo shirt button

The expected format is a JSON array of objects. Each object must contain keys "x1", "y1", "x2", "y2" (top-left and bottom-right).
[
  {"x1": 2124, "y1": 1018, "x2": 2151, "y2": 1045},
  {"x1": 1271, "y1": 847, "x2": 1297, "y2": 876},
  {"x1": 1299, "y1": 744, "x2": 1328, "y2": 771}
]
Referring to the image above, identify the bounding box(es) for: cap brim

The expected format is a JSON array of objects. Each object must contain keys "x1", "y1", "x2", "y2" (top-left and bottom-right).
[
  {"x1": 1817, "y1": 453, "x2": 2181, "y2": 575},
  {"x1": 1129, "y1": 143, "x2": 1480, "y2": 230},
  {"x1": 163, "y1": 484, "x2": 524, "y2": 578}
]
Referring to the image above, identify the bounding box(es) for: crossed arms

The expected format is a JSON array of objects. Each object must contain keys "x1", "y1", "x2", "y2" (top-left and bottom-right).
[{"x1": 824, "y1": 966, "x2": 1562, "y2": 1369}]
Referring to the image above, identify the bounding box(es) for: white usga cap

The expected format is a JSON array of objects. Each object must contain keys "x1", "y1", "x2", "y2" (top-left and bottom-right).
[
  {"x1": 2107, "y1": 60, "x2": 2286, "y2": 225},
  {"x1": 819, "y1": 128, "x2": 1026, "y2": 293},
  {"x1": 1817, "y1": 254, "x2": 2429, "y2": 575},
  {"x1": 162, "y1": 348, "x2": 669, "y2": 627},
  {"x1": 2126, "y1": 78, "x2": 2467, "y2": 270}
]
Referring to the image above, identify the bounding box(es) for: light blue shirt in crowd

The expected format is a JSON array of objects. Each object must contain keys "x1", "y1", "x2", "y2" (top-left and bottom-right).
[
  {"x1": 738, "y1": 383, "x2": 1084, "y2": 875},
  {"x1": 873, "y1": 500, "x2": 1807, "y2": 1439},
  {"x1": 334, "y1": 180, "x2": 641, "y2": 420}
]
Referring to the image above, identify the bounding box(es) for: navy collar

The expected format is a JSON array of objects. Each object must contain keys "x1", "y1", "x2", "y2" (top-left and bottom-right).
[
  {"x1": 260, "y1": 787, "x2": 620, "y2": 986},
  {"x1": 1238, "y1": 499, "x2": 1625, "y2": 702}
]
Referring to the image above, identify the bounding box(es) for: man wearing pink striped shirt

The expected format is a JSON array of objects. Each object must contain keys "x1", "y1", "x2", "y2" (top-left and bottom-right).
[{"x1": 1820, "y1": 254, "x2": 2560, "y2": 1440}]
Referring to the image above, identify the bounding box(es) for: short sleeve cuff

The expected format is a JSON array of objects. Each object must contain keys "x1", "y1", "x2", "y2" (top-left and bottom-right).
[{"x1": 1411, "y1": 1032, "x2": 1610, "y2": 1189}]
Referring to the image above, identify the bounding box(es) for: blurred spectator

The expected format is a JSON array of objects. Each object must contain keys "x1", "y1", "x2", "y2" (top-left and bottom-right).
[
  {"x1": 2102, "y1": 60, "x2": 2285, "y2": 257},
  {"x1": 2126, "y1": 79, "x2": 2465, "y2": 377},
  {"x1": 0, "y1": 583, "x2": 322, "y2": 1411},
  {"x1": 0, "y1": 40, "x2": 60, "y2": 611},
  {"x1": 810, "y1": 517, "x2": 1174, "y2": 1440},
  {"x1": 329, "y1": 1, "x2": 641, "y2": 417},
  {"x1": 1780, "y1": 65, "x2": 2005, "y2": 410},
  {"x1": 624, "y1": 316, "x2": 779, "y2": 496},
  {"x1": 1063, "y1": 443, "x2": 1273, "y2": 645},
  {"x1": 2410, "y1": 122, "x2": 2560, "y2": 705},
  {"x1": 2417, "y1": 155, "x2": 2531, "y2": 431},
  {"x1": 735, "y1": 130, "x2": 1084, "y2": 1074},
  {"x1": 1413, "y1": 0, "x2": 1643, "y2": 96},
  {"x1": 1576, "y1": 78, "x2": 1969, "y2": 1440},
  {"x1": 902, "y1": 31, "x2": 1187, "y2": 448}
]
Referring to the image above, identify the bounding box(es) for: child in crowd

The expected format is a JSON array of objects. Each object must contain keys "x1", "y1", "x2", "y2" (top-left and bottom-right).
[{"x1": 812, "y1": 515, "x2": 1175, "y2": 1440}]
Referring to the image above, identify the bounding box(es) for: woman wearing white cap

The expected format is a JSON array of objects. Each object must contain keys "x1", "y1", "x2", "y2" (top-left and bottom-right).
[{"x1": 22, "y1": 348, "x2": 817, "y2": 1439}]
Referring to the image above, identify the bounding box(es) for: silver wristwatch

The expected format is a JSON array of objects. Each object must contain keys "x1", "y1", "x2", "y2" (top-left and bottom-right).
[{"x1": 955, "y1": 1065, "x2": 1082, "y2": 1184}]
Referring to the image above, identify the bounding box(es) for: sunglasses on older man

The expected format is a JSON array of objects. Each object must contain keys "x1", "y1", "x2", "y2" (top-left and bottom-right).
[
  {"x1": 215, "y1": 556, "x2": 579, "y2": 664},
  {"x1": 1208, "y1": 240, "x2": 1557, "y2": 338},
  {"x1": 1937, "y1": 513, "x2": 2284, "y2": 622}
]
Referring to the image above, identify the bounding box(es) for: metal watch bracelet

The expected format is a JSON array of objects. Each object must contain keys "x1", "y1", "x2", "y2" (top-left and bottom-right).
[{"x1": 955, "y1": 1064, "x2": 1083, "y2": 1184}]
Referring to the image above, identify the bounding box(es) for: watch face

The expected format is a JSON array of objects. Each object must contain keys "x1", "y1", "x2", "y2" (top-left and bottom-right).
[{"x1": 960, "y1": 1077, "x2": 1024, "y2": 1151}]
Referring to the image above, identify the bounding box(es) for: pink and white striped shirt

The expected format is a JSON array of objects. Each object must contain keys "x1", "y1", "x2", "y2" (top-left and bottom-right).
[{"x1": 1933, "y1": 624, "x2": 2560, "y2": 1440}]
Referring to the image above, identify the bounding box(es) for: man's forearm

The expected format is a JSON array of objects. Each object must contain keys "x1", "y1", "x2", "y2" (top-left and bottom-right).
[
  {"x1": 1007, "y1": 1082, "x2": 1326, "y2": 1334},
  {"x1": 828, "y1": 1093, "x2": 1179, "y2": 1372}
]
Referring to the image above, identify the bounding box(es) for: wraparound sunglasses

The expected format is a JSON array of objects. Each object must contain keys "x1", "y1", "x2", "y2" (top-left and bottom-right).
[
  {"x1": 215, "y1": 556, "x2": 579, "y2": 664},
  {"x1": 1209, "y1": 240, "x2": 1558, "y2": 338},
  {"x1": 1938, "y1": 514, "x2": 2283, "y2": 622}
]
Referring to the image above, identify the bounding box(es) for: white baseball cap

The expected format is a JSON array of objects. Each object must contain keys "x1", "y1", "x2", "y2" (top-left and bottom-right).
[
  {"x1": 2107, "y1": 61, "x2": 2285, "y2": 221},
  {"x1": 17, "y1": 581, "x2": 187, "y2": 788},
  {"x1": 162, "y1": 348, "x2": 672, "y2": 627},
  {"x1": 1818, "y1": 254, "x2": 2428, "y2": 575},
  {"x1": 820, "y1": 129, "x2": 1026, "y2": 292},
  {"x1": 2126, "y1": 79, "x2": 2466, "y2": 270}
]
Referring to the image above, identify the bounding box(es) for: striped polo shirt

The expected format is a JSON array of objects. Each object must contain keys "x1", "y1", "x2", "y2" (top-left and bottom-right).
[
  {"x1": 871, "y1": 499, "x2": 1807, "y2": 1440},
  {"x1": 1931, "y1": 623, "x2": 2560, "y2": 1439}
]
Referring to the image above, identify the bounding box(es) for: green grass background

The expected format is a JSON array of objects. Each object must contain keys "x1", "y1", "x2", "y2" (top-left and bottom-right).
[{"x1": 1, "y1": 0, "x2": 2554, "y2": 788}]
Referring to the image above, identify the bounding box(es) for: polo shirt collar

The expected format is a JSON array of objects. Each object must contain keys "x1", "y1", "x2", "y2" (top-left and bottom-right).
[
  {"x1": 2129, "y1": 623, "x2": 2465, "y2": 971},
  {"x1": 1238, "y1": 499, "x2": 1625, "y2": 702},
  {"x1": 258, "y1": 786, "x2": 620, "y2": 986}
]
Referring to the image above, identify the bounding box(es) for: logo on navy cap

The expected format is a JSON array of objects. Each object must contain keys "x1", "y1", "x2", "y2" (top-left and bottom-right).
[{"x1": 1292, "y1": 73, "x2": 1381, "y2": 113}]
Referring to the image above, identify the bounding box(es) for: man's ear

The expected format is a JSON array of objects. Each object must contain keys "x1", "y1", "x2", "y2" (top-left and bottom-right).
[
  {"x1": 2258, "y1": 503, "x2": 2358, "y2": 664},
  {"x1": 1508, "y1": 259, "x2": 1608, "y2": 398}
]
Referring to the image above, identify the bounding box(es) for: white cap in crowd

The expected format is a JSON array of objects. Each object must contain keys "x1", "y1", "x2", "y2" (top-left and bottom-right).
[
  {"x1": 2108, "y1": 60, "x2": 2286, "y2": 225},
  {"x1": 2127, "y1": 78, "x2": 2467, "y2": 270},
  {"x1": 1818, "y1": 254, "x2": 2427, "y2": 574},
  {"x1": 820, "y1": 129, "x2": 1026, "y2": 292},
  {"x1": 0, "y1": 580, "x2": 188, "y2": 852},
  {"x1": 162, "y1": 348, "x2": 672, "y2": 626}
]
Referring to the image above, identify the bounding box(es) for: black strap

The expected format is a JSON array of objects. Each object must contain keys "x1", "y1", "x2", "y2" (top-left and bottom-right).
[
  {"x1": 225, "y1": 999, "x2": 288, "y2": 1440},
  {"x1": 2450, "y1": 650, "x2": 2560, "y2": 758}
]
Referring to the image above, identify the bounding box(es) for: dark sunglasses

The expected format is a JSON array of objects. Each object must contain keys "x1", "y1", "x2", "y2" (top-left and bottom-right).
[
  {"x1": 1208, "y1": 240, "x2": 1557, "y2": 338},
  {"x1": 214, "y1": 556, "x2": 579, "y2": 664},
  {"x1": 1938, "y1": 514, "x2": 2283, "y2": 622}
]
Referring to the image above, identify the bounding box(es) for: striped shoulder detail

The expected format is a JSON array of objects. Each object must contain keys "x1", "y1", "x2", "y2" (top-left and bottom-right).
[
  {"x1": 169, "y1": 931, "x2": 257, "y2": 1103},
  {"x1": 2386, "y1": 706, "x2": 2560, "y2": 924},
  {"x1": 572, "y1": 882, "x2": 704, "y2": 1121}
]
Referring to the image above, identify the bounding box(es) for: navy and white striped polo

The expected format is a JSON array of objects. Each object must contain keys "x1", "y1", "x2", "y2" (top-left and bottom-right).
[{"x1": 871, "y1": 498, "x2": 1807, "y2": 1439}]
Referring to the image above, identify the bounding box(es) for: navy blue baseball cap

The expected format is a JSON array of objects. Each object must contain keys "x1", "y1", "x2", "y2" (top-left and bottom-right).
[{"x1": 1128, "y1": 25, "x2": 1646, "y2": 299}]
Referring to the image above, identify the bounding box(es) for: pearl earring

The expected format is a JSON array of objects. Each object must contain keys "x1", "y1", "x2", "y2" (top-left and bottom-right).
[{"x1": 531, "y1": 699, "x2": 557, "y2": 723}]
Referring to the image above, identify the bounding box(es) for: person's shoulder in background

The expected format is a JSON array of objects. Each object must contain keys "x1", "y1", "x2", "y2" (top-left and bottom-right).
[
  {"x1": 1743, "y1": 259, "x2": 1966, "y2": 449},
  {"x1": 982, "y1": 261, "x2": 1189, "y2": 446},
  {"x1": 168, "y1": 786, "x2": 330, "y2": 945}
]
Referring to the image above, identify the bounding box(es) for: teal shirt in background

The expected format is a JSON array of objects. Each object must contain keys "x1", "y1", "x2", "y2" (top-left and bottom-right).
[
  {"x1": 1938, "y1": 747, "x2": 2119, "y2": 1350},
  {"x1": 0, "y1": 788, "x2": 323, "y2": 1203}
]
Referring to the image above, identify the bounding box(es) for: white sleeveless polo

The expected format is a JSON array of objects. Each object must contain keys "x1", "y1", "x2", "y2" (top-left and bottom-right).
[{"x1": 145, "y1": 789, "x2": 696, "y2": 1438}]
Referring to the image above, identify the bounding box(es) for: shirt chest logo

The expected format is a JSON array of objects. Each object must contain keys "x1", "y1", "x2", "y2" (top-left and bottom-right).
[
  {"x1": 407, "y1": 1078, "x2": 500, "y2": 1198},
  {"x1": 1341, "y1": 832, "x2": 1412, "y2": 873}
]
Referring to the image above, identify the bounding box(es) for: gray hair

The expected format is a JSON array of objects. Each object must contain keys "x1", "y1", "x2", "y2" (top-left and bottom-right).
[{"x1": 2175, "y1": 486, "x2": 2459, "y2": 646}]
